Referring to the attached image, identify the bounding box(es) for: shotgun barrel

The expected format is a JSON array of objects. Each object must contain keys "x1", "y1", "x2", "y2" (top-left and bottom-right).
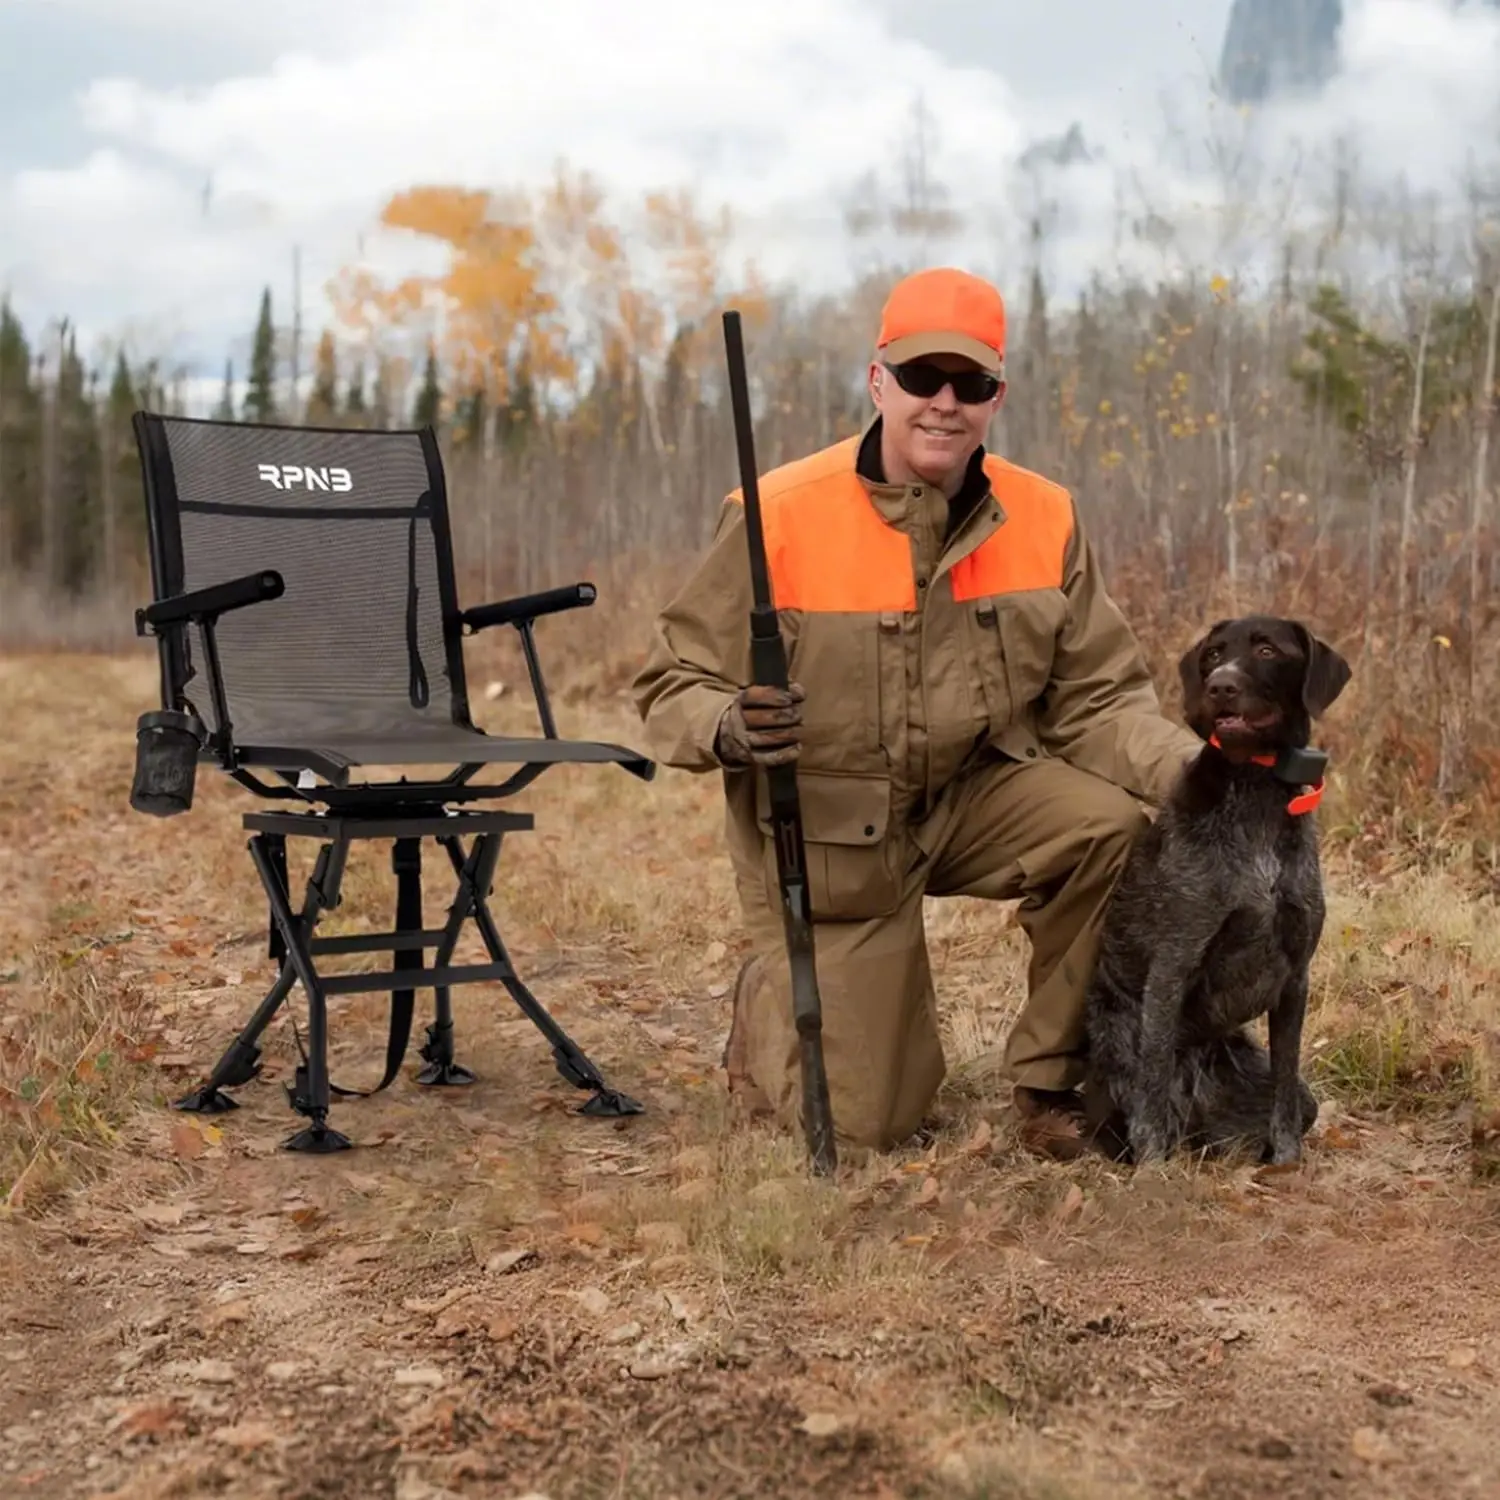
[{"x1": 720, "y1": 308, "x2": 837, "y2": 1177}]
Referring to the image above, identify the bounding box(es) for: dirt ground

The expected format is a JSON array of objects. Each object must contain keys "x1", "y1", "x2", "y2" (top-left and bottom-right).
[{"x1": 3, "y1": 646, "x2": 1500, "y2": 1500}]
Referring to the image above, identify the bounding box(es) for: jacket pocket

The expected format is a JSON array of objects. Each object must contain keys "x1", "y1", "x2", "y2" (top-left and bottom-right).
[
  {"x1": 972, "y1": 588, "x2": 1068, "y2": 734},
  {"x1": 756, "y1": 770, "x2": 899, "y2": 921}
]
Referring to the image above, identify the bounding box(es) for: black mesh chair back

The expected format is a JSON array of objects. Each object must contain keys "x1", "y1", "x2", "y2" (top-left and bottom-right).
[{"x1": 137, "y1": 413, "x2": 470, "y2": 750}]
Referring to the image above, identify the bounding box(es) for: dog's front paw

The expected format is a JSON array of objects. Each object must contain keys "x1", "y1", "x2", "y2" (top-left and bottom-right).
[
  {"x1": 1127, "y1": 1114, "x2": 1172, "y2": 1165},
  {"x1": 1263, "y1": 1129, "x2": 1303, "y2": 1167}
]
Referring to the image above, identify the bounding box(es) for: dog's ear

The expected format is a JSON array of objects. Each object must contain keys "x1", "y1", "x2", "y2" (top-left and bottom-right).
[
  {"x1": 1177, "y1": 632, "x2": 1211, "y2": 725},
  {"x1": 1291, "y1": 623, "x2": 1351, "y2": 718}
]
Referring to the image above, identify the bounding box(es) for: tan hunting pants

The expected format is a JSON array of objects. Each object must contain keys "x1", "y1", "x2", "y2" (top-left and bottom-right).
[{"x1": 729, "y1": 753, "x2": 1149, "y2": 1150}]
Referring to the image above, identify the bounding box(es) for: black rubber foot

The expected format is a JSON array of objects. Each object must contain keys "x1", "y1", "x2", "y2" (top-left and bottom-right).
[
  {"x1": 579, "y1": 1088, "x2": 644, "y2": 1118},
  {"x1": 172, "y1": 1086, "x2": 240, "y2": 1114},
  {"x1": 416, "y1": 1060, "x2": 478, "y2": 1086},
  {"x1": 284, "y1": 1123, "x2": 353, "y2": 1153}
]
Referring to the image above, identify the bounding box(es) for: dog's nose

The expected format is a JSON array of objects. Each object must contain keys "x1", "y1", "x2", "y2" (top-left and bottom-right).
[{"x1": 1205, "y1": 669, "x2": 1242, "y2": 706}]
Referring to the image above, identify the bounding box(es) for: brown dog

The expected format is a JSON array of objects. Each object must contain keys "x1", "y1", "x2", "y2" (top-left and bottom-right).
[{"x1": 1083, "y1": 615, "x2": 1352, "y2": 1164}]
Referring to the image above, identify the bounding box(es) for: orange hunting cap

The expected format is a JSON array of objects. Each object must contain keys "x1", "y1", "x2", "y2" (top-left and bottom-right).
[{"x1": 877, "y1": 266, "x2": 1006, "y2": 374}]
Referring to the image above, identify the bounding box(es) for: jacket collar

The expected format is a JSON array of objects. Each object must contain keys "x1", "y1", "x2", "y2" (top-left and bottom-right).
[{"x1": 853, "y1": 416, "x2": 993, "y2": 530}]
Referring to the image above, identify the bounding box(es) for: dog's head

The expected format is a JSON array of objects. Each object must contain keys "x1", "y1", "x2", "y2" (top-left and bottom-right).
[{"x1": 1178, "y1": 615, "x2": 1351, "y2": 755}]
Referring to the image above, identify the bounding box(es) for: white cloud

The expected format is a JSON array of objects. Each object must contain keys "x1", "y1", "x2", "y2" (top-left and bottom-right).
[{"x1": 2, "y1": 0, "x2": 1499, "y2": 406}]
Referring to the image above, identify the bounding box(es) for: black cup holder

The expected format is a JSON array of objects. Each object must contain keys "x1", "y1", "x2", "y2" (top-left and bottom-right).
[{"x1": 130, "y1": 709, "x2": 207, "y2": 817}]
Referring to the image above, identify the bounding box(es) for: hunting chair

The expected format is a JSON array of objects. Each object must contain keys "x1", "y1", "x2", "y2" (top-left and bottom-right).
[{"x1": 127, "y1": 411, "x2": 656, "y2": 1153}]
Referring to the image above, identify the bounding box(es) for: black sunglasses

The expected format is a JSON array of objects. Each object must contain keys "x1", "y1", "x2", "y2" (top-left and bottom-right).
[{"x1": 885, "y1": 360, "x2": 1002, "y2": 405}]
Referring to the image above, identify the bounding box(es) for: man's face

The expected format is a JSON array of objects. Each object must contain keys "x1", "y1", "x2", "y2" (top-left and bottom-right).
[{"x1": 868, "y1": 351, "x2": 1006, "y2": 487}]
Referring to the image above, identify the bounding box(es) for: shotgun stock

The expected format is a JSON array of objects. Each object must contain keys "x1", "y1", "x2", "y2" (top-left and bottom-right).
[{"x1": 720, "y1": 308, "x2": 837, "y2": 1177}]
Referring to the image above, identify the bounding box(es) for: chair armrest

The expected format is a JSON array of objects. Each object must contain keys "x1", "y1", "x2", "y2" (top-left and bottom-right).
[
  {"x1": 461, "y1": 582, "x2": 596, "y2": 634},
  {"x1": 136, "y1": 570, "x2": 285, "y2": 634}
]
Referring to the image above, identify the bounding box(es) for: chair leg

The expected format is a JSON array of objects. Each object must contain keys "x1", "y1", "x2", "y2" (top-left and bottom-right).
[
  {"x1": 173, "y1": 840, "x2": 332, "y2": 1115},
  {"x1": 439, "y1": 833, "x2": 644, "y2": 1119},
  {"x1": 418, "y1": 835, "x2": 477, "y2": 1087},
  {"x1": 247, "y1": 834, "x2": 352, "y2": 1153}
]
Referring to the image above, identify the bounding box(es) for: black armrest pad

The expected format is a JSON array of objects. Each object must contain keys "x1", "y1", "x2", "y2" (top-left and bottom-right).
[
  {"x1": 462, "y1": 582, "x2": 597, "y2": 633},
  {"x1": 138, "y1": 570, "x2": 284, "y2": 631}
]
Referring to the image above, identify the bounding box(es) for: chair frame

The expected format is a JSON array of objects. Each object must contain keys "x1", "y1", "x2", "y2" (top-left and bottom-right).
[{"x1": 128, "y1": 411, "x2": 657, "y2": 1153}]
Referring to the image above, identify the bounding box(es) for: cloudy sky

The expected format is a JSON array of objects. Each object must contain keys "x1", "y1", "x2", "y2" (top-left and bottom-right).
[{"x1": 2, "y1": 0, "x2": 1499, "y2": 401}]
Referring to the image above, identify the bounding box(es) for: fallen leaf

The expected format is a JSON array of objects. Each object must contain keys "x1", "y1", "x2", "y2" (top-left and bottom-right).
[
  {"x1": 133, "y1": 1202, "x2": 187, "y2": 1229},
  {"x1": 484, "y1": 1247, "x2": 539, "y2": 1276},
  {"x1": 798, "y1": 1412, "x2": 848, "y2": 1437},
  {"x1": 604, "y1": 1320, "x2": 642, "y2": 1345},
  {"x1": 111, "y1": 1401, "x2": 184, "y2": 1439},
  {"x1": 636, "y1": 1221, "x2": 687, "y2": 1253},
  {"x1": 1053, "y1": 1183, "x2": 1086, "y2": 1222},
  {"x1": 1321, "y1": 1123, "x2": 1361, "y2": 1150},
  {"x1": 205, "y1": 1299, "x2": 252, "y2": 1329},
  {"x1": 664, "y1": 1290, "x2": 700, "y2": 1324},
  {"x1": 1447, "y1": 1345, "x2": 1479, "y2": 1370},
  {"x1": 435, "y1": 1302, "x2": 482, "y2": 1338},
  {"x1": 564, "y1": 1222, "x2": 606, "y2": 1246},
  {"x1": 628, "y1": 1357, "x2": 685, "y2": 1379},
  {"x1": 212, "y1": 1421, "x2": 278, "y2": 1450},
  {"x1": 404, "y1": 1285, "x2": 479, "y2": 1316},
  {"x1": 575, "y1": 1287, "x2": 611, "y2": 1318},
  {"x1": 964, "y1": 1118, "x2": 994, "y2": 1155},
  {"x1": 914, "y1": 1175, "x2": 941, "y2": 1208},
  {"x1": 168, "y1": 1121, "x2": 205, "y2": 1160},
  {"x1": 393, "y1": 1365, "x2": 446, "y2": 1388},
  {"x1": 1351, "y1": 1426, "x2": 1398, "y2": 1465}
]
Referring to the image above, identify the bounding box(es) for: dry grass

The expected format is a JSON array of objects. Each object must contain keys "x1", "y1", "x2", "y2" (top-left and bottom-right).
[{"x1": 2, "y1": 612, "x2": 1500, "y2": 1498}]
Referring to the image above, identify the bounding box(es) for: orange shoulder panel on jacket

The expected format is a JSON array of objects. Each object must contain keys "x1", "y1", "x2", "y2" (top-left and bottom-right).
[
  {"x1": 948, "y1": 457, "x2": 1075, "y2": 602},
  {"x1": 728, "y1": 438, "x2": 916, "y2": 613}
]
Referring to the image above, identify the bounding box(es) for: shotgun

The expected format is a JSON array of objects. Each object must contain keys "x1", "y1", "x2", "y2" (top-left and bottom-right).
[{"x1": 719, "y1": 308, "x2": 837, "y2": 1176}]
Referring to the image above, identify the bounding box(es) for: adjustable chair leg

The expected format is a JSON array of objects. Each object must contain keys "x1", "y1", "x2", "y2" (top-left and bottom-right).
[
  {"x1": 173, "y1": 838, "x2": 330, "y2": 1115},
  {"x1": 247, "y1": 835, "x2": 352, "y2": 1153},
  {"x1": 172, "y1": 962, "x2": 297, "y2": 1114},
  {"x1": 414, "y1": 836, "x2": 475, "y2": 1087},
  {"x1": 440, "y1": 834, "x2": 644, "y2": 1119}
]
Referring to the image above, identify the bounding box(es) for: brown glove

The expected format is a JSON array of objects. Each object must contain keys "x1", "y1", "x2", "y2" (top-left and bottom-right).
[{"x1": 715, "y1": 682, "x2": 806, "y2": 767}]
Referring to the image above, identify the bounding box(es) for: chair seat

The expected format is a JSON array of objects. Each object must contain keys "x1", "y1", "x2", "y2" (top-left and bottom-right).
[{"x1": 234, "y1": 728, "x2": 654, "y2": 779}]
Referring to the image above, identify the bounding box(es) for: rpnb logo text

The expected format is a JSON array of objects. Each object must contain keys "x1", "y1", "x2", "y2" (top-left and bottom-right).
[{"x1": 257, "y1": 464, "x2": 353, "y2": 492}]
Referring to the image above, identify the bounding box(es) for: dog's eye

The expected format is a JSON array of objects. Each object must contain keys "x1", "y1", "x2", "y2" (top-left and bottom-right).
[{"x1": 1255, "y1": 644, "x2": 1278, "y2": 659}]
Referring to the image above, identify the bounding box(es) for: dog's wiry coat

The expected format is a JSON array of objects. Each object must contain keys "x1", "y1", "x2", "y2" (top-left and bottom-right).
[{"x1": 1083, "y1": 615, "x2": 1352, "y2": 1165}]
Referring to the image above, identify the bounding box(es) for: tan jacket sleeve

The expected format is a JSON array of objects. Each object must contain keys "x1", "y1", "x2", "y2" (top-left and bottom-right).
[
  {"x1": 1035, "y1": 504, "x2": 1202, "y2": 805},
  {"x1": 629, "y1": 500, "x2": 759, "y2": 771}
]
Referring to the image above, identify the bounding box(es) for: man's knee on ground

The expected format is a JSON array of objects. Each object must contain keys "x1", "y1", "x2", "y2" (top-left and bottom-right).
[
  {"x1": 733, "y1": 920, "x2": 941, "y2": 1153},
  {"x1": 1080, "y1": 787, "x2": 1151, "y2": 875}
]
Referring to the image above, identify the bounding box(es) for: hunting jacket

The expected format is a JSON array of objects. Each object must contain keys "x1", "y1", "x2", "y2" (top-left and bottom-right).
[{"x1": 630, "y1": 418, "x2": 1201, "y2": 920}]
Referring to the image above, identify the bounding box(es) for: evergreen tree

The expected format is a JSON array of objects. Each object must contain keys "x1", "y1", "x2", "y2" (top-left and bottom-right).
[
  {"x1": 213, "y1": 358, "x2": 235, "y2": 420},
  {"x1": 344, "y1": 361, "x2": 367, "y2": 425},
  {"x1": 106, "y1": 349, "x2": 147, "y2": 580},
  {"x1": 0, "y1": 300, "x2": 42, "y2": 574},
  {"x1": 412, "y1": 345, "x2": 442, "y2": 427},
  {"x1": 370, "y1": 357, "x2": 393, "y2": 430},
  {"x1": 244, "y1": 287, "x2": 277, "y2": 422},
  {"x1": 305, "y1": 330, "x2": 339, "y2": 425},
  {"x1": 55, "y1": 329, "x2": 101, "y2": 592}
]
